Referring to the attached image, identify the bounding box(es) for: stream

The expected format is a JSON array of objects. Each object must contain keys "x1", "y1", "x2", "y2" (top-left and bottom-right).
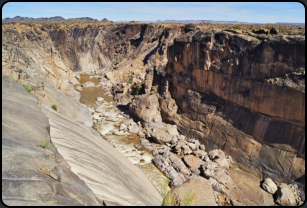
[{"x1": 75, "y1": 73, "x2": 171, "y2": 195}]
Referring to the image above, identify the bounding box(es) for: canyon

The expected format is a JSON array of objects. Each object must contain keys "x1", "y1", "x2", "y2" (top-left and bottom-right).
[{"x1": 2, "y1": 21, "x2": 305, "y2": 206}]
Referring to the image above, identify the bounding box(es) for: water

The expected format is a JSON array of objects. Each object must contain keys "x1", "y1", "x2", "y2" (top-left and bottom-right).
[{"x1": 75, "y1": 73, "x2": 171, "y2": 194}]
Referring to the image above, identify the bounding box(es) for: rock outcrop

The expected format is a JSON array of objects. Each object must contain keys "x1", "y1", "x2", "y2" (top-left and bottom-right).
[{"x1": 2, "y1": 76, "x2": 101, "y2": 206}]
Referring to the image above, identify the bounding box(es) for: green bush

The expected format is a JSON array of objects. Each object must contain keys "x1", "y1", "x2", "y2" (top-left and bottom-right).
[
  {"x1": 115, "y1": 60, "x2": 119, "y2": 65},
  {"x1": 155, "y1": 66, "x2": 160, "y2": 75},
  {"x1": 118, "y1": 30, "x2": 121, "y2": 35},
  {"x1": 11, "y1": 65, "x2": 15, "y2": 69},
  {"x1": 51, "y1": 104, "x2": 57, "y2": 111},
  {"x1": 127, "y1": 77, "x2": 133, "y2": 84},
  {"x1": 150, "y1": 91, "x2": 155, "y2": 95},
  {"x1": 233, "y1": 25, "x2": 241, "y2": 30},
  {"x1": 136, "y1": 85, "x2": 143, "y2": 95},
  {"x1": 24, "y1": 85, "x2": 31, "y2": 93},
  {"x1": 84, "y1": 43, "x2": 88, "y2": 47},
  {"x1": 18, "y1": 69, "x2": 22, "y2": 73},
  {"x1": 37, "y1": 139, "x2": 51, "y2": 149}
]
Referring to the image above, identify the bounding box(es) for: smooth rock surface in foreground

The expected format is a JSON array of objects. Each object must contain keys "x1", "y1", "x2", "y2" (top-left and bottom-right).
[
  {"x1": 43, "y1": 104, "x2": 163, "y2": 206},
  {"x1": 2, "y1": 75, "x2": 101, "y2": 206}
]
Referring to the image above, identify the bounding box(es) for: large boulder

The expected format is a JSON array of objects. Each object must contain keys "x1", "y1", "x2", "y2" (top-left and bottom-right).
[
  {"x1": 183, "y1": 155, "x2": 205, "y2": 175},
  {"x1": 151, "y1": 125, "x2": 179, "y2": 144},
  {"x1": 275, "y1": 185, "x2": 297, "y2": 206},
  {"x1": 129, "y1": 94, "x2": 162, "y2": 123},
  {"x1": 208, "y1": 149, "x2": 229, "y2": 169},
  {"x1": 262, "y1": 178, "x2": 278, "y2": 194},
  {"x1": 169, "y1": 176, "x2": 218, "y2": 206}
]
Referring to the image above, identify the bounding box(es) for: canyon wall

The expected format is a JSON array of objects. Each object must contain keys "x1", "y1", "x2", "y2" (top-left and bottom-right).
[
  {"x1": 160, "y1": 29, "x2": 305, "y2": 182},
  {"x1": 2, "y1": 21, "x2": 305, "y2": 201}
]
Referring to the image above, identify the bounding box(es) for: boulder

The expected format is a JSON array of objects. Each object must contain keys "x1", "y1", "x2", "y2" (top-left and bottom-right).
[
  {"x1": 128, "y1": 122, "x2": 139, "y2": 134},
  {"x1": 151, "y1": 125, "x2": 179, "y2": 144},
  {"x1": 168, "y1": 152, "x2": 190, "y2": 176},
  {"x1": 82, "y1": 81, "x2": 95, "y2": 88},
  {"x1": 275, "y1": 185, "x2": 297, "y2": 206},
  {"x1": 208, "y1": 149, "x2": 229, "y2": 169},
  {"x1": 129, "y1": 94, "x2": 162, "y2": 123},
  {"x1": 183, "y1": 155, "x2": 205, "y2": 175},
  {"x1": 193, "y1": 150, "x2": 207, "y2": 159},
  {"x1": 152, "y1": 155, "x2": 185, "y2": 187},
  {"x1": 262, "y1": 178, "x2": 278, "y2": 194},
  {"x1": 199, "y1": 144, "x2": 205, "y2": 151},
  {"x1": 170, "y1": 176, "x2": 218, "y2": 206},
  {"x1": 94, "y1": 105, "x2": 104, "y2": 113},
  {"x1": 119, "y1": 123, "x2": 127, "y2": 131},
  {"x1": 187, "y1": 143, "x2": 197, "y2": 151},
  {"x1": 137, "y1": 130, "x2": 145, "y2": 138},
  {"x1": 96, "y1": 97, "x2": 104, "y2": 102},
  {"x1": 182, "y1": 145, "x2": 192, "y2": 155}
]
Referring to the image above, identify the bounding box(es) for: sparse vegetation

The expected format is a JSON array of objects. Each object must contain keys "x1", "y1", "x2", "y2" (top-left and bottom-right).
[
  {"x1": 84, "y1": 43, "x2": 88, "y2": 47},
  {"x1": 205, "y1": 123, "x2": 209, "y2": 129},
  {"x1": 127, "y1": 77, "x2": 133, "y2": 84},
  {"x1": 135, "y1": 85, "x2": 143, "y2": 95},
  {"x1": 155, "y1": 66, "x2": 160, "y2": 75},
  {"x1": 11, "y1": 65, "x2": 15, "y2": 69},
  {"x1": 37, "y1": 139, "x2": 51, "y2": 149},
  {"x1": 22, "y1": 44, "x2": 26, "y2": 48},
  {"x1": 10, "y1": 77, "x2": 16, "y2": 82},
  {"x1": 251, "y1": 37, "x2": 259, "y2": 42},
  {"x1": 52, "y1": 74, "x2": 55, "y2": 78},
  {"x1": 233, "y1": 25, "x2": 241, "y2": 30},
  {"x1": 24, "y1": 85, "x2": 31, "y2": 93},
  {"x1": 150, "y1": 91, "x2": 155, "y2": 95},
  {"x1": 18, "y1": 69, "x2": 22, "y2": 73},
  {"x1": 162, "y1": 182, "x2": 197, "y2": 206},
  {"x1": 51, "y1": 104, "x2": 57, "y2": 111}
]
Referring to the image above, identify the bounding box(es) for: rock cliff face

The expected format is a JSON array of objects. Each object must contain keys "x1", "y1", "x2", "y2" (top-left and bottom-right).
[{"x1": 161, "y1": 30, "x2": 305, "y2": 181}]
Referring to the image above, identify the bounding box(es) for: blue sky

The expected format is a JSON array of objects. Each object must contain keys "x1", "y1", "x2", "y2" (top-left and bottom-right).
[{"x1": 2, "y1": 2, "x2": 305, "y2": 23}]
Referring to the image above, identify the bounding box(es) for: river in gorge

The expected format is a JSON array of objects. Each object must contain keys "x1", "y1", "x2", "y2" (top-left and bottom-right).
[{"x1": 74, "y1": 73, "x2": 171, "y2": 195}]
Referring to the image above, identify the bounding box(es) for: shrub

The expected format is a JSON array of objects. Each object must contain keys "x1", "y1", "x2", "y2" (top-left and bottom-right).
[
  {"x1": 24, "y1": 85, "x2": 31, "y2": 93},
  {"x1": 84, "y1": 43, "x2": 88, "y2": 47},
  {"x1": 127, "y1": 77, "x2": 133, "y2": 84},
  {"x1": 22, "y1": 44, "x2": 26, "y2": 48},
  {"x1": 52, "y1": 74, "x2": 55, "y2": 78},
  {"x1": 135, "y1": 85, "x2": 143, "y2": 95},
  {"x1": 233, "y1": 25, "x2": 241, "y2": 30},
  {"x1": 118, "y1": 30, "x2": 121, "y2": 35},
  {"x1": 115, "y1": 60, "x2": 119, "y2": 65},
  {"x1": 205, "y1": 123, "x2": 209, "y2": 129},
  {"x1": 150, "y1": 91, "x2": 155, "y2": 95},
  {"x1": 51, "y1": 104, "x2": 57, "y2": 111},
  {"x1": 11, "y1": 65, "x2": 15, "y2": 69},
  {"x1": 37, "y1": 139, "x2": 51, "y2": 149},
  {"x1": 155, "y1": 66, "x2": 160, "y2": 75},
  {"x1": 18, "y1": 69, "x2": 22, "y2": 73},
  {"x1": 251, "y1": 37, "x2": 259, "y2": 42}
]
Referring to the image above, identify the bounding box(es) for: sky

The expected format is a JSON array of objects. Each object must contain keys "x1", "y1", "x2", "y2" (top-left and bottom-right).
[{"x1": 2, "y1": 2, "x2": 305, "y2": 23}]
